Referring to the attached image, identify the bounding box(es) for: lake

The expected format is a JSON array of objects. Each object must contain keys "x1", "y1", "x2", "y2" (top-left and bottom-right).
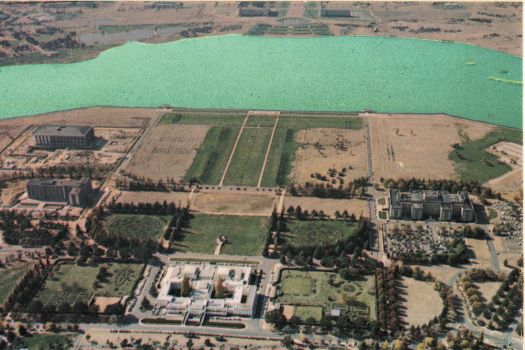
[{"x1": 0, "y1": 35, "x2": 522, "y2": 128}]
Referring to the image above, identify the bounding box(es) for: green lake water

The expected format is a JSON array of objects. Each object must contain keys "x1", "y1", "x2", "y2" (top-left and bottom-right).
[{"x1": 0, "y1": 35, "x2": 522, "y2": 128}]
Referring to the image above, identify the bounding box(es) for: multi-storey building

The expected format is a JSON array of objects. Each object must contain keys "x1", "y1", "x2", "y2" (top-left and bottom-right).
[
  {"x1": 389, "y1": 189, "x2": 475, "y2": 222},
  {"x1": 156, "y1": 262, "x2": 258, "y2": 323},
  {"x1": 33, "y1": 125, "x2": 95, "y2": 149},
  {"x1": 26, "y1": 177, "x2": 93, "y2": 207}
]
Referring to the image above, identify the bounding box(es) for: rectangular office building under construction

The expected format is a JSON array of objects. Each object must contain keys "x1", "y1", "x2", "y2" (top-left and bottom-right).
[
  {"x1": 388, "y1": 189, "x2": 475, "y2": 222},
  {"x1": 33, "y1": 125, "x2": 95, "y2": 149},
  {"x1": 27, "y1": 177, "x2": 93, "y2": 207}
]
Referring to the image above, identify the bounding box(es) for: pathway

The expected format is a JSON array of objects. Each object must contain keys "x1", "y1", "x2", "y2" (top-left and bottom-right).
[
  {"x1": 257, "y1": 114, "x2": 280, "y2": 188},
  {"x1": 219, "y1": 113, "x2": 250, "y2": 187},
  {"x1": 286, "y1": 2, "x2": 304, "y2": 17}
]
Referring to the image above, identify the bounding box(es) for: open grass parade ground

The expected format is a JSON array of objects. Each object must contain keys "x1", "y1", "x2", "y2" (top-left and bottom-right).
[{"x1": 172, "y1": 214, "x2": 269, "y2": 256}]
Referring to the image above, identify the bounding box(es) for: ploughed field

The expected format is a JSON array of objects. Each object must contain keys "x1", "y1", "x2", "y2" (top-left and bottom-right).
[{"x1": 0, "y1": 35, "x2": 521, "y2": 128}]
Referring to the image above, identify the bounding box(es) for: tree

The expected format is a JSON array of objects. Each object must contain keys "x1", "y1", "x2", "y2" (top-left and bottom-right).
[
  {"x1": 181, "y1": 276, "x2": 191, "y2": 297},
  {"x1": 215, "y1": 279, "x2": 224, "y2": 299}
]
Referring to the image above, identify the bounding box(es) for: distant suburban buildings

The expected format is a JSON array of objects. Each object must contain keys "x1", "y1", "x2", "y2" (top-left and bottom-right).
[
  {"x1": 27, "y1": 177, "x2": 93, "y2": 207},
  {"x1": 33, "y1": 125, "x2": 95, "y2": 149},
  {"x1": 238, "y1": 2, "x2": 276, "y2": 16},
  {"x1": 321, "y1": 4, "x2": 352, "y2": 17},
  {"x1": 155, "y1": 262, "x2": 258, "y2": 323},
  {"x1": 388, "y1": 189, "x2": 475, "y2": 222}
]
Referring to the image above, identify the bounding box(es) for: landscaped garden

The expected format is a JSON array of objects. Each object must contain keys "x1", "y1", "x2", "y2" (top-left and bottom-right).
[
  {"x1": 32, "y1": 262, "x2": 143, "y2": 312},
  {"x1": 281, "y1": 219, "x2": 361, "y2": 249},
  {"x1": 103, "y1": 214, "x2": 171, "y2": 240},
  {"x1": 274, "y1": 270, "x2": 376, "y2": 322}
]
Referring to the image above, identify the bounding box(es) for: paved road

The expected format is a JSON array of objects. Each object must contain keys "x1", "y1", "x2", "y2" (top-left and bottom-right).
[{"x1": 486, "y1": 238, "x2": 500, "y2": 271}]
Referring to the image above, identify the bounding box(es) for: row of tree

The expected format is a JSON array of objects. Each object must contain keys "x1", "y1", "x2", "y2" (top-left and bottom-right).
[
  {"x1": 380, "y1": 177, "x2": 492, "y2": 197},
  {"x1": 115, "y1": 174, "x2": 187, "y2": 192},
  {"x1": 287, "y1": 176, "x2": 369, "y2": 199}
]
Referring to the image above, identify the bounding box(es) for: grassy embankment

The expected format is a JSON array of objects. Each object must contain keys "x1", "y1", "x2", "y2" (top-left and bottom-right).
[{"x1": 450, "y1": 127, "x2": 522, "y2": 183}]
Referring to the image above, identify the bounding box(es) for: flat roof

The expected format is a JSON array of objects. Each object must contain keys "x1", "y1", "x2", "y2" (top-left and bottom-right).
[
  {"x1": 34, "y1": 125, "x2": 93, "y2": 137},
  {"x1": 28, "y1": 177, "x2": 90, "y2": 187}
]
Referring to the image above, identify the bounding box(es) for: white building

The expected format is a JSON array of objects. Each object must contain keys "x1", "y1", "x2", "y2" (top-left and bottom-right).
[{"x1": 156, "y1": 262, "x2": 258, "y2": 323}]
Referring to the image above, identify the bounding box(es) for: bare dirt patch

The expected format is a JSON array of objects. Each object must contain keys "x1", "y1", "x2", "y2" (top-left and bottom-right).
[
  {"x1": 0, "y1": 180, "x2": 27, "y2": 207},
  {"x1": 412, "y1": 264, "x2": 463, "y2": 285},
  {"x1": 484, "y1": 141, "x2": 522, "y2": 200},
  {"x1": 125, "y1": 124, "x2": 209, "y2": 182},
  {"x1": 291, "y1": 128, "x2": 367, "y2": 184},
  {"x1": 401, "y1": 276, "x2": 443, "y2": 327},
  {"x1": 190, "y1": 191, "x2": 276, "y2": 216},
  {"x1": 368, "y1": 114, "x2": 494, "y2": 180},
  {"x1": 110, "y1": 190, "x2": 190, "y2": 206},
  {"x1": 1, "y1": 127, "x2": 141, "y2": 171},
  {"x1": 93, "y1": 296, "x2": 122, "y2": 313},
  {"x1": 465, "y1": 238, "x2": 492, "y2": 269},
  {"x1": 476, "y1": 281, "x2": 500, "y2": 302},
  {"x1": 284, "y1": 196, "x2": 369, "y2": 219},
  {"x1": 0, "y1": 107, "x2": 161, "y2": 130}
]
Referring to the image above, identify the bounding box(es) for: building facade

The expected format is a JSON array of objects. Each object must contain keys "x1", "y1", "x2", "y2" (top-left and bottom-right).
[
  {"x1": 26, "y1": 178, "x2": 92, "y2": 207},
  {"x1": 156, "y1": 262, "x2": 258, "y2": 324},
  {"x1": 33, "y1": 125, "x2": 95, "y2": 149},
  {"x1": 389, "y1": 189, "x2": 475, "y2": 222}
]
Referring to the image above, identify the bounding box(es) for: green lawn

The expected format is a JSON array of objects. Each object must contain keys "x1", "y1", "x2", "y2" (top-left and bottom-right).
[
  {"x1": 450, "y1": 127, "x2": 522, "y2": 183},
  {"x1": 378, "y1": 211, "x2": 387, "y2": 220},
  {"x1": 223, "y1": 128, "x2": 273, "y2": 186},
  {"x1": 245, "y1": 115, "x2": 277, "y2": 127},
  {"x1": 104, "y1": 214, "x2": 170, "y2": 240},
  {"x1": 185, "y1": 126, "x2": 240, "y2": 184},
  {"x1": 0, "y1": 262, "x2": 32, "y2": 307},
  {"x1": 173, "y1": 214, "x2": 269, "y2": 256},
  {"x1": 160, "y1": 112, "x2": 244, "y2": 127},
  {"x1": 275, "y1": 270, "x2": 376, "y2": 321},
  {"x1": 34, "y1": 262, "x2": 143, "y2": 308},
  {"x1": 377, "y1": 198, "x2": 386, "y2": 205},
  {"x1": 261, "y1": 127, "x2": 297, "y2": 187},
  {"x1": 15, "y1": 333, "x2": 75, "y2": 350},
  {"x1": 278, "y1": 115, "x2": 362, "y2": 129},
  {"x1": 282, "y1": 220, "x2": 360, "y2": 248},
  {"x1": 293, "y1": 305, "x2": 324, "y2": 321}
]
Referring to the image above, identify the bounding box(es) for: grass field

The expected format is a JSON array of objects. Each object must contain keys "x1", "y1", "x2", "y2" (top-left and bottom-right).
[
  {"x1": 104, "y1": 214, "x2": 171, "y2": 240},
  {"x1": 223, "y1": 128, "x2": 273, "y2": 186},
  {"x1": 278, "y1": 115, "x2": 362, "y2": 129},
  {"x1": 450, "y1": 127, "x2": 522, "y2": 183},
  {"x1": 173, "y1": 214, "x2": 269, "y2": 256},
  {"x1": 0, "y1": 262, "x2": 32, "y2": 307},
  {"x1": 245, "y1": 115, "x2": 277, "y2": 127},
  {"x1": 15, "y1": 333, "x2": 75, "y2": 350},
  {"x1": 168, "y1": 113, "x2": 363, "y2": 186},
  {"x1": 185, "y1": 127, "x2": 240, "y2": 184},
  {"x1": 261, "y1": 127, "x2": 297, "y2": 187},
  {"x1": 261, "y1": 116, "x2": 362, "y2": 186},
  {"x1": 275, "y1": 270, "x2": 376, "y2": 321},
  {"x1": 161, "y1": 112, "x2": 244, "y2": 127},
  {"x1": 34, "y1": 263, "x2": 143, "y2": 309},
  {"x1": 293, "y1": 305, "x2": 324, "y2": 321},
  {"x1": 282, "y1": 220, "x2": 360, "y2": 248}
]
